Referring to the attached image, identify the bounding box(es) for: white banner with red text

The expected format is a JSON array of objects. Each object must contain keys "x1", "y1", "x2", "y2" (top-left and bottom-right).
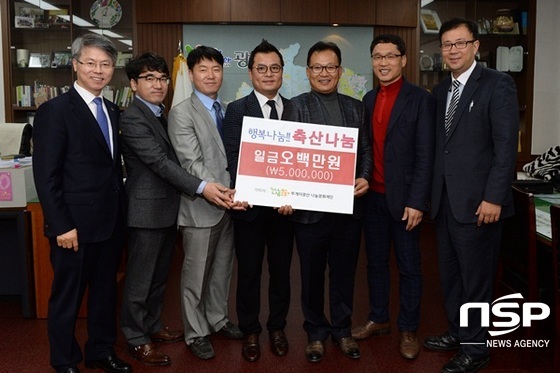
[{"x1": 234, "y1": 117, "x2": 358, "y2": 214}]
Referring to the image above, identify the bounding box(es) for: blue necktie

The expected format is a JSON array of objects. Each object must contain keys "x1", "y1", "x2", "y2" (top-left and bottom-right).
[
  {"x1": 213, "y1": 101, "x2": 224, "y2": 138},
  {"x1": 93, "y1": 97, "x2": 111, "y2": 148}
]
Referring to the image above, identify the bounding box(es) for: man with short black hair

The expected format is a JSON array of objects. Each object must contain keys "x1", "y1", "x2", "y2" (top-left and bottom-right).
[
  {"x1": 168, "y1": 45, "x2": 243, "y2": 361},
  {"x1": 223, "y1": 39, "x2": 294, "y2": 362}
]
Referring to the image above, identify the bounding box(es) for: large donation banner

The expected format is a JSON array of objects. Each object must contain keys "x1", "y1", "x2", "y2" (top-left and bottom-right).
[{"x1": 235, "y1": 117, "x2": 358, "y2": 214}]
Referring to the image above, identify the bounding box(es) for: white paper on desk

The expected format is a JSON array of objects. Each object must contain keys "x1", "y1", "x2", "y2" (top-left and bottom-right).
[{"x1": 535, "y1": 209, "x2": 552, "y2": 240}]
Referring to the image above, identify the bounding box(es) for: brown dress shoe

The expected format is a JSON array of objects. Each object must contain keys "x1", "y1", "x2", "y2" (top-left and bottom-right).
[
  {"x1": 151, "y1": 326, "x2": 184, "y2": 343},
  {"x1": 242, "y1": 333, "x2": 260, "y2": 362},
  {"x1": 400, "y1": 331, "x2": 420, "y2": 359},
  {"x1": 351, "y1": 320, "x2": 391, "y2": 340},
  {"x1": 269, "y1": 330, "x2": 289, "y2": 356},
  {"x1": 305, "y1": 340, "x2": 324, "y2": 363},
  {"x1": 130, "y1": 343, "x2": 171, "y2": 366},
  {"x1": 333, "y1": 337, "x2": 360, "y2": 359}
]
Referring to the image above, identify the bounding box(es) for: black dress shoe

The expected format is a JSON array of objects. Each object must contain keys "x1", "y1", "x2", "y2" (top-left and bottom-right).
[
  {"x1": 218, "y1": 321, "x2": 243, "y2": 339},
  {"x1": 424, "y1": 332, "x2": 461, "y2": 351},
  {"x1": 269, "y1": 330, "x2": 288, "y2": 356},
  {"x1": 85, "y1": 354, "x2": 132, "y2": 373},
  {"x1": 441, "y1": 351, "x2": 490, "y2": 373},
  {"x1": 242, "y1": 333, "x2": 260, "y2": 362},
  {"x1": 189, "y1": 336, "x2": 215, "y2": 360}
]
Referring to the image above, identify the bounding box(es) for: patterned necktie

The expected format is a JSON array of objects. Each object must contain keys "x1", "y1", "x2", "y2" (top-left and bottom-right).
[
  {"x1": 213, "y1": 101, "x2": 224, "y2": 138},
  {"x1": 267, "y1": 100, "x2": 278, "y2": 120},
  {"x1": 445, "y1": 80, "x2": 461, "y2": 136},
  {"x1": 93, "y1": 97, "x2": 110, "y2": 148}
]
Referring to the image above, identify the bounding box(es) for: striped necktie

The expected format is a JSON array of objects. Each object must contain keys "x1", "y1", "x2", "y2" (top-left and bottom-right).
[{"x1": 445, "y1": 80, "x2": 461, "y2": 136}]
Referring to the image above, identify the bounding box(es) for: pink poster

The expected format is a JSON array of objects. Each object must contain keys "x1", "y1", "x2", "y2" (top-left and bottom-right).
[{"x1": 0, "y1": 172, "x2": 13, "y2": 201}]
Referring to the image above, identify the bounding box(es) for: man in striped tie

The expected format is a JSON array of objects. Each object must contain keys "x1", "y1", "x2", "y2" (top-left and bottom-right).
[{"x1": 425, "y1": 18, "x2": 519, "y2": 373}]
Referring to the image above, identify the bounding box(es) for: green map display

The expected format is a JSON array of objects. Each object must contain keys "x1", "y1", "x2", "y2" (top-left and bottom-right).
[{"x1": 182, "y1": 25, "x2": 374, "y2": 104}]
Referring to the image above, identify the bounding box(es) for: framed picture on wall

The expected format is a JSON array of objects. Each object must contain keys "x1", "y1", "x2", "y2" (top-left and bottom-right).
[
  {"x1": 420, "y1": 9, "x2": 442, "y2": 34},
  {"x1": 52, "y1": 51, "x2": 72, "y2": 67}
]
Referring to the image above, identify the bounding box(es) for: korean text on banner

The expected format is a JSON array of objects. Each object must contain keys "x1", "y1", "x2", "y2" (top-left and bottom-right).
[{"x1": 235, "y1": 117, "x2": 358, "y2": 214}]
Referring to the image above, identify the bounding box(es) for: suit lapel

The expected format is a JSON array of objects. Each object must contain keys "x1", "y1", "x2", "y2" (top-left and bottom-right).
[
  {"x1": 446, "y1": 65, "x2": 482, "y2": 140},
  {"x1": 246, "y1": 92, "x2": 265, "y2": 118},
  {"x1": 133, "y1": 98, "x2": 170, "y2": 145},
  {"x1": 386, "y1": 80, "x2": 411, "y2": 136},
  {"x1": 191, "y1": 94, "x2": 226, "y2": 156},
  {"x1": 68, "y1": 88, "x2": 113, "y2": 158}
]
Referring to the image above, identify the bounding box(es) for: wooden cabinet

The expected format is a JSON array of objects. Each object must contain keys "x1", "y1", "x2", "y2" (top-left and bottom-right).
[
  {"x1": 232, "y1": 0, "x2": 280, "y2": 23},
  {"x1": 182, "y1": 0, "x2": 230, "y2": 23},
  {"x1": 1, "y1": 0, "x2": 133, "y2": 123},
  {"x1": 329, "y1": 0, "x2": 376, "y2": 25},
  {"x1": 418, "y1": 0, "x2": 535, "y2": 167},
  {"x1": 376, "y1": 0, "x2": 417, "y2": 27},
  {"x1": 280, "y1": 0, "x2": 329, "y2": 24},
  {"x1": 135, "y1": 0, "x2": 184, "y2": 23}
]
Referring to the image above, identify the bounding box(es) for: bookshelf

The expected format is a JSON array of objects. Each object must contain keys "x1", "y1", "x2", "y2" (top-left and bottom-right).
[{"x1": 2, "y1": 0, "x2": 133, "y2": 123}]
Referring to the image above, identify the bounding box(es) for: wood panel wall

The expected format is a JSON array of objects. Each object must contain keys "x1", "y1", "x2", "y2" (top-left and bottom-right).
[{"x1": 135, "y1": 23, "x2": 183, "y2": 110}]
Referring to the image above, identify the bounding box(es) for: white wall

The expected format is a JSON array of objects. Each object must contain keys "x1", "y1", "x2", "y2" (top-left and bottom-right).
[{"x1": 532, "y1": 0, "x2": 560, "y2": 154}]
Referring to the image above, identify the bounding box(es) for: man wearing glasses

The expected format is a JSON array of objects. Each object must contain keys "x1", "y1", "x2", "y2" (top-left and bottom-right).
[
  {"x1": 284, "y1": 41, "x2": 372, "y2": 363},
  {"x1": 119, "y1": 52, "x2": 234, "y2": 366},
  {"x1": 425, "y1": 18, "x2": 518, "y2": 373},
  {"x1": 33, "y1": 33, "x2": 131, "y2": 373},
  {"x1": 351, "y1": 34, "x2": 435, "y2": 360},
  {"x1": 223, "y1": 40, "x2": 294, "y2": 363}
]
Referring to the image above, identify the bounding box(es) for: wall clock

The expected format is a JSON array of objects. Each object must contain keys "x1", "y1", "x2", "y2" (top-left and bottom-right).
[{"x1": 90, "y1": 0, "x2": 122, "y2": 29}]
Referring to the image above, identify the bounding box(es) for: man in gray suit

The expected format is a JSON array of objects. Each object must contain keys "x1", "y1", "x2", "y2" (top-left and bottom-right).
[
  {"x1": 168, "y1": 45, "x2": 243, "y2": 361},
  {"x1": 119, "y1": 52, "x2": 235, "y2": 366}
]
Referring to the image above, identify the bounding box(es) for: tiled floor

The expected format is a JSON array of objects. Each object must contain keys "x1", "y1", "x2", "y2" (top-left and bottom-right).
[{"x1": 0, "y1": 221, "x2": 554, "y2": 372}]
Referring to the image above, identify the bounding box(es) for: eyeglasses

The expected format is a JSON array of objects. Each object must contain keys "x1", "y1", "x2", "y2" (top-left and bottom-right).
[
  {"x1": 253, "y1": 64, "x2": 283, "y2": 74},
  {"x1": 75, "y1": 59, "x2": 114, "y2": 70},
  {"x1": 137, "y1": 75, "x2": 171, "y2": 85},
  {"x1": 440, "y1": 40, "x2": 477, "y2": 51},
  {"x1": 308, "y1": 65, "x2": 340, "y2": 74},
  {"x1": 371, "y1": 53, "x2": 402, "y2": 62},
  {"x1": 371, "y1": 53, "x2": 403, "y2": 63}
]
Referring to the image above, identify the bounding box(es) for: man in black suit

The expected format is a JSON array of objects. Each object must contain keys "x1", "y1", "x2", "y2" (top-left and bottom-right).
[
  {"x1": 223, "y1": 40, "x2": 294, "y2": 363},
  {"x1": 352, "y1": 34, "x2": 435, "y2": 360},
  {"x1": 32, "y1": 34, "x2": 131, "y2": 373},
  {"x1": 423, "y1": 18, "x2": 518, "y2": 373},
  {"x1": 284, "y1": 41, "x2": 372, "y2": 363},
  {"x1": 119, "y1": 52, "x2": 234, "y2": 366}
]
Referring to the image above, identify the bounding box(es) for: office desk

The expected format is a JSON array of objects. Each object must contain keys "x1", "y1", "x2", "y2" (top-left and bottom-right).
[
  {"x1": 534, "y1": 194, "x2": 560, "y2": 244},
  {"x1": 27, "y1": 201, "x2": 88, "y2": 319},
  {"x1": 0, "y1": 207, "x2": 34, "y2": 318}
]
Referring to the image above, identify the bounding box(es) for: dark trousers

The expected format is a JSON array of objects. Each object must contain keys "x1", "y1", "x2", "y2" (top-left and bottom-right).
[
  {"x1": 435, "y1": 188, "x2": 502, "y2": 358},
  {"x1": 362, "y1": 191, "x2": 422, "y2": 331},
  {"x1": 234, "y1": 208, "x2": 294, "y2": 334},
  {"x1": 121, "y1": 226, "x2": 177, "y2": 347},
  {"x1": 294, "y1": 213, "x2": 361, "y2": 341},
  {"x1": 48, "y1": 228, "x2": 124, "y2": 371}
]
